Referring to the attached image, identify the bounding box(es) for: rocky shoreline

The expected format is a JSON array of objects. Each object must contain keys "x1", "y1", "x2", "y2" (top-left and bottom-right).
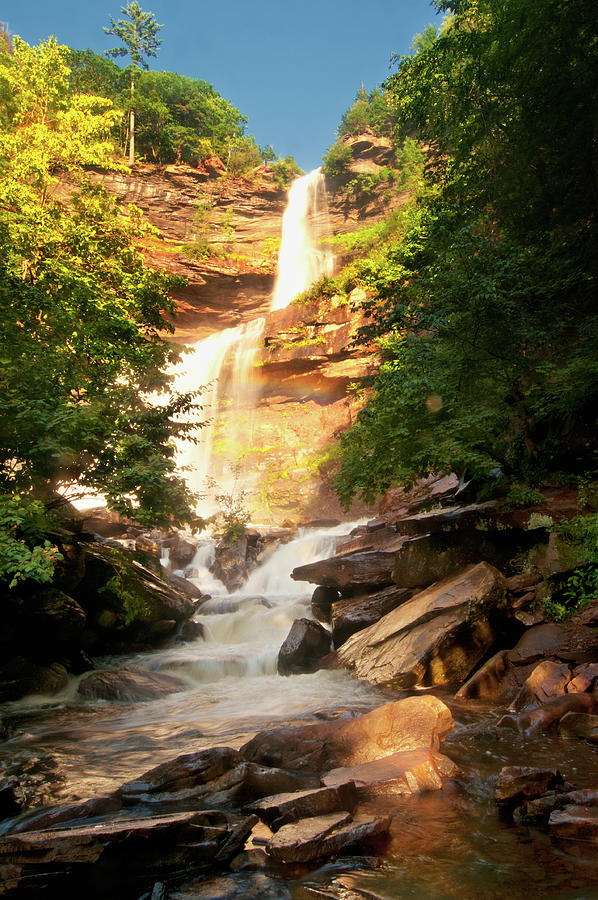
[{"x1": 1, "y1": 477, "x2": 597, "y2": 896}]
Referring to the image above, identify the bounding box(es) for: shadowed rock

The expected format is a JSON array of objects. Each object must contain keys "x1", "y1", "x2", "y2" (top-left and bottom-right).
[
  {"x1": 277, "y1": 619, "x2": 332, "y2": 675},
  {"x1": 266, "y1": 811, "x2": 391, "y2": 863},
  {"x1": 335, "y1": 563, "x2": 507, "y2": 688},
  {"x1": 77, "y1": 668, "x2": 185, "y2": 702}
]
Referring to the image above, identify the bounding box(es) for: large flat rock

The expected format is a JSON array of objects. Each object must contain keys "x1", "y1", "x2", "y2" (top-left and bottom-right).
[
  {"x1": 246, "y1": 783, "x2": 357, "y2": 829},
  {"x1": 241, "y1": 695, "x2": 453, "y2": 772},
  {"x1": 331, "y1": 585, "x2": 413, "y2": 646},
  {"x1": 0, "y1": 810, "x2": 239, "y2": 896},
  {"x1": 322, "y1": 748, "x2": 457, "y2": 797},
  {"x1": 335, "y1": 563, "x2": 507, "y2": 688},
  {"x1": 266, "y1": 811, "x2": 390, "y2": 863}
]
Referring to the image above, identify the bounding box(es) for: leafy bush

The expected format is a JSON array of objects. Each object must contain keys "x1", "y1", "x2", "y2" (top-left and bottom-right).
[
  {"x1": 0, "y1": 495, "x2": 62, "y2": 588},
  {"x1": 322, "y1": 140, "x2": 352, "y2": 177},
  {"x1": 339, "y1": 86, "x2": 395, "y2": 138},
  {"x1": 270, "y1": 155, "x2": 303, "y2": 189}
]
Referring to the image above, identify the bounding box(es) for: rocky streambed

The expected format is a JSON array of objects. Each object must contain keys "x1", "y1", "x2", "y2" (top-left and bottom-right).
[{"x1": 1, "y1": 486, "x2": 598, "y2": 898}]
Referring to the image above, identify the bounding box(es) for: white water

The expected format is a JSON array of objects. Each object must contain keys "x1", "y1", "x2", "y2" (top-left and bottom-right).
[{"x1": 271, "y1": 169, "x2": 335, "y2": 311}]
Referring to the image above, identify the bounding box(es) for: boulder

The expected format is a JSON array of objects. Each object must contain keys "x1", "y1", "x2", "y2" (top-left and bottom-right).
[
  {"x1": 519, "y1": 660, "x2": 572, "y2": 703},
  {"x1": 322, "y1": 748, "x2": 457, "y2": 798},
  {"x1": 567, "y1": 663, "x2": 598, "y2": 693},
  {"x1": 291, "y1": 549, "x2": 401, "y2": 595},
  {"x1": 311, "y1": 586, "x2": 340, "y2": 624},
  {"x1": 498, "y1": 692, "x2": 598, "y2": 733},
  {"x1": 0, "y1": 658, "x2": 68, "y2": 702},
  {"x1": 495, "y1": 766, "x2": 565, "y2": 813},
  {"x1": 390, "y1": 531, "x2": 541, "y2": 590},
  {"x1": 77, "y1": 667, "x2": 185, "y2": 702},
  {"x1": 28, "y1": 589, "x2": 86, "y2": 645},
  {"x1": 277, "y1": 618, "x2": 332, "y2": 675},
  {"x1": 119, "y1": 747, "x2": 241, "y2": 807},
  {"x1": 549, "y1": 804, "x2": 598, "y2": 848},
  {"x1": 169, "y1": 534, "x2": 197, "y2": 569},
  {"x1": 211, "y1": 535, "x2": 249, "y2": 593},
  {"x1": 246, "y1": 782, "x2": 357, "y2": 831},
  {"x1": 266, "y1": 811, "x2": 391, "y2": 863},
  {"x1": 558, "y1": 712, "x2": 598, "y2": 743},
  {"x1": 170, "y1": 872, "x2": 291, "y2": 900},
  {"x1": 335, "y1": 563, "x2": 507, "y2": 688},
  {"x1": 331, "y1": 585, "x2": 413, "y2": 646},
  {"x1": 241, "y1": 696, "x2": 453, "y2": 772},
  {"x1": 0, "y1": 810, "x2": 241, "y2": 896}
]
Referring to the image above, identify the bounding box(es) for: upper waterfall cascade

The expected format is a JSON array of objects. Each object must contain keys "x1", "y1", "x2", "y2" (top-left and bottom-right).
[{"x1": 172, "y1": 168, "x2": 335, "y2": 515}]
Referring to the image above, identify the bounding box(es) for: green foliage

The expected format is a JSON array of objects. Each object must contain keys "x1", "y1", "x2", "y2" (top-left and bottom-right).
[
  {"x1": 100, "y1": 573, "x2": 150, "y2": 625},
  {"x1": 334, "y1": 0, "x2": 598, "y2": 507},
  {"x1": 104, "y1": 2, "x2": 163, "y2": 71},
  {"x1": 504, "y1": 483, "x2": 545, "y2": 510},
  {"x1": 68, "y1": 49, "x2": 247, "y2": 166},
  {"x1": 269, "y1": 155, "x2": 303, "y2": 189},
  {"x1": 339, "y1": 86, "x2": 395, "y2": 138},
  {"x1": 0, "y1": 36, "x2": 200, "y2": 532},
  {"x1": 322, "y1": 140, "x2": 352, "y2": 177},
  {"x1": 207, "y1": 465, "x2": 251, "y2": 541},
  {"x1": 544, "y1": 514, "x2": 598, "y2": 621},
  {"x1": 0, "y1": 495, "x2": 62, "y2": 588}
]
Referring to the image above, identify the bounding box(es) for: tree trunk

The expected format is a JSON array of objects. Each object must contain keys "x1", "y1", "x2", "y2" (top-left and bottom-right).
[{"x1": 129, "y1": 72, "x2": 135, "y2": 167}]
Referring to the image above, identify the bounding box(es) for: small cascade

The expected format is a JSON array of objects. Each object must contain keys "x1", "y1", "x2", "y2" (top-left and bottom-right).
[{"x1": 271, "y1": 169, "x2": 335, "y2": 312}]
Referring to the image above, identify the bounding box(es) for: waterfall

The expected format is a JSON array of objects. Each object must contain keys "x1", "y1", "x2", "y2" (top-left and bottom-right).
[
  {"x1": 172, "y1": 168, "x2": 334, "y2": 515},
  {"x1": 271, "y1": 169, "x2": 335, "y2": 312}
]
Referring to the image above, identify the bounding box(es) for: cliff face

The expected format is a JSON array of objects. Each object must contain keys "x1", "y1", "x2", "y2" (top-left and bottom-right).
[{"x1": 92, "y1": 154, "x2": 399, "y2": 523}]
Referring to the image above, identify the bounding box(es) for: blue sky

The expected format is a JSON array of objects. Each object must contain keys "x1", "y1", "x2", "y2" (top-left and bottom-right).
[{"x1": 2, "y1": 0, "x2": 440, "y2": 171}]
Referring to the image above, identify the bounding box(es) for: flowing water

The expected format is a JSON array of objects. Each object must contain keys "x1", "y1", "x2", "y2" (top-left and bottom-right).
[{"x1": 170, "y1": 168, "x2": 334, "y2": 516}]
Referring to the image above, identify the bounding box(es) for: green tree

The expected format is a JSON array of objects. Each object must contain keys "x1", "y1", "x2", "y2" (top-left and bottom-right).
[
  {"x1": 335, "y1": 0, "x2": 598, "y2": 505},
  {"x1": 0, "y1": 37, "x2": 199, "y2": 588},
  {"x1": 104, "y1": 2, "x2": 163, "y2": 166}
]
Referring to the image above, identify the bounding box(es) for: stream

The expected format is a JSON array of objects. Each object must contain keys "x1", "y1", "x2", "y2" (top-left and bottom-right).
[{"x1": 2, "y1": 522, "x2": 598, "y2": 898}]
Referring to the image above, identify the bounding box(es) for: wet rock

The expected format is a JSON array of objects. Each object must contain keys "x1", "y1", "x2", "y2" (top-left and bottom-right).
[
  {"x1": 119, "y1": 747, "x2": 242, "y2": 801},
  {"x1": 549, "y1": 804, "x2": 598, "y2": 848},
  {"x1": 277, "y1": 618, "x2": 332, "y2": 675},
  {"x1": 291, "y1": 548, "x2": 402, "y2": 595},
  {"x1": 241, "y1": 696, "x2": 453, "y2": 772},
  {"x1": 322, "y1": 748, "x2": 457, "y2": 798},
  {"x1": 178, "y1": 619, "x2": 205, "y2": 642},
  {"x1": 495, "y1": 766, "x2": 564, "y2": 812},
  {"x1": 211, "y1": 534, "x2": 249, "y2": 593},
  {"x1": 0, "y1": 810, "x2": 234, "y2": 896},
  {"x1": 567, "y1": 662, "x2": 598, "y2": 693},
  {"x1": 514, "y1": 789, "x2": 598, "y2": 826},
  {"x1": 169, "y1": 534, "x2": 197, "y2": 568},
  {"x1": 165, "y1": 572, "x2": 207, "y2": 603},
  {"x1": 331, "y1": 585, "x2": 413, "y2": 647},
  {"x1": 0, "y1": 658, "x2": 69, "y2": 702},
  {"x1": 170, "y1": 872, "x2": 292, "y2": 900},
  {"x1": 266, "y1": 811, "x2": 391, "y2": 863},
  {"x1": 498, "y1": 692, "x2": 598, "y2": 733},
  {"x1": 8, "y1": 796, "x2": 122, "y2": 833},
  {"x1": 311, "y1": 586, "x2": 340, "y2": 624},
  {"x1": 455, "y1": 650, "x2": 511, "y2": 701},
  {"x1": 0, "y1": 780, "x2": 21, "y2": 821},
  {"x1": 77, "y1": 667, "x2": 185, "y2": 702},
  {"x1": 246, "y1": 783, "x2": 357, "y2": 830},
  {"x1": 519, "y1": 660, "x2": 572, "y2": 703},
  {"x1": 335, "y1": 563, "x2": 507, "y2": 688},
  {"x1": 241, "y1": 764, "x2": 320, "y2": 799},
  {"x1": 558, "y1": 712, "x2": 598, "y2": 743}
]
